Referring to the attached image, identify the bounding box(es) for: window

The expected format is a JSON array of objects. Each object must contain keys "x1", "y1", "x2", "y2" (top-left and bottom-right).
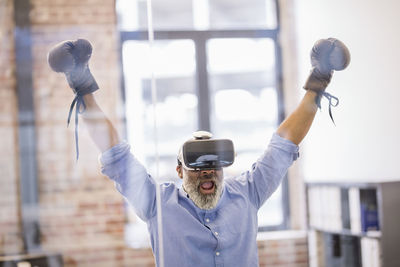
[{"x1": 117, "y1": 0, "x2": 288, "y2": 247}]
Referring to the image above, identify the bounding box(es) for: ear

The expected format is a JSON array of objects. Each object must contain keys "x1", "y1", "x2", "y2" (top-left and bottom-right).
[{"x1": 176, "y1": 165, "x2": 183, "y2": 179}]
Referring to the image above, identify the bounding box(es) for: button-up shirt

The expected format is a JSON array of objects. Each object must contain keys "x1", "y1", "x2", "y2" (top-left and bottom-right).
[{"x1": 100, "y1": 133, "x2": 299, "y2": 267}]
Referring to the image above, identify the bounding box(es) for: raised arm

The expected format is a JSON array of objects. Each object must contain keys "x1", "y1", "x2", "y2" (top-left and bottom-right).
[
  {"x1": 276, "y1": 90, "x2": 319, "y2": 145},
  {"x1": 277, "y1": 38, "x2": 350, "y2": 145},
  {"x1": 48, "y1": 39, "x2": 157, "y2": 220},
  {"x1": 80, "y1": 93, "x2": 120, "y2": 152}
]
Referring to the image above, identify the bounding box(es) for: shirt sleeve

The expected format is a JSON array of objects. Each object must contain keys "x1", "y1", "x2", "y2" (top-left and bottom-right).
[
  {"x1": 99, "y1": 141, "x2": 157, "y2": 221},
  {"x1": 230, "y1": 133, "x2": 299, "y2": 209}
]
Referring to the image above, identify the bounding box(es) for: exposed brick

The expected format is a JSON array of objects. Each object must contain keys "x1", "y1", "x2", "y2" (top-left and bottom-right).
[
  {"x1": 257, "y1": 237, "x2": 309, "y2": 267},
  {"x1": 30, "y1": 0, "x2": 126, "y2": 256},
  {"x1": 0, "y1": 0, "x2": 24, "y2": 256}
]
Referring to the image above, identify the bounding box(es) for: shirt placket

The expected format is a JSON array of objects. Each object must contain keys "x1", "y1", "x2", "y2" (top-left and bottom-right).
[{"x1": 204, "y1": 212, "x2": 224, "y2": 267}]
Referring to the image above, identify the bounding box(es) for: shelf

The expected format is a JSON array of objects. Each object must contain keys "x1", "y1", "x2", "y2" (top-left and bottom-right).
[{"x1": 306, "y1": 180, "x2": 400, "y2": 267}]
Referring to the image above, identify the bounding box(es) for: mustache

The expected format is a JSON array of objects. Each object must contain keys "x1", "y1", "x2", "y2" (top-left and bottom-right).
[
  {"x1": 196, "y1": 176, "x2": 216, "y2": 186},
  {"x1": 196, "y1": 171, "x2": 218, "y2": 180}
]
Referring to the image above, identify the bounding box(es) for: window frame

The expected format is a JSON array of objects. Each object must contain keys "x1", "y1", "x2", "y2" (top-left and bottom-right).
[{"x1": 119, "y1": 27, "x2": 290, "y2": 231}]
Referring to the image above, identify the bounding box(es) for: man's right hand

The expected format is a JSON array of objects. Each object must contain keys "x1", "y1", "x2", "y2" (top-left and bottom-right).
[
  {"x1": 303, "y1": 38, "x2": 350, "y2": 93},
  {"x1": 302, "y1": 38, "x2": 350, "y2": 124},
  {"x1": 47, "y1": 39, "x2": 99, "y2": 96}
]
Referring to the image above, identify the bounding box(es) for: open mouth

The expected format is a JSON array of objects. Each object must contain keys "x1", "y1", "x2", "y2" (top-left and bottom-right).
[{"x1": 199, "y1": 180, "x2": 215, "y2": 194}]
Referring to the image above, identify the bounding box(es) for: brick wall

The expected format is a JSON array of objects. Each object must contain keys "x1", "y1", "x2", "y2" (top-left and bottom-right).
[
  {"x1": 0, "y1": 0, "x2": 24, "y2": 256},
  {"x1": 1, "y1": 0, "x2": 309, "y2": 266},
  {"x1": 28, "y1": 0, "x2": 130, "y2": 266},
  {"x1": 257, "y1": 232, "x2": 309, "y2": 267}
]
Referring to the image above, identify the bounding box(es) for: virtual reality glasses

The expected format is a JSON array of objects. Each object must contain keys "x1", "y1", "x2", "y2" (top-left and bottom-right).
[{"x1": 178, "y1": 131, "x2": 235, "y2": 170}]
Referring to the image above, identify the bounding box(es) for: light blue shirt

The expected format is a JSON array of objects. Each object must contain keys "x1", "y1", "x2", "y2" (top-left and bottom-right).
[{"x1": 100, "y1": 133, "x2": 299, "y2": 267}]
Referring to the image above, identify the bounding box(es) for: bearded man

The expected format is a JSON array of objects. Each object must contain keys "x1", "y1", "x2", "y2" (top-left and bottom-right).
[{"x1": 48, "y1": 37, "x2": 350, "y2": 267}]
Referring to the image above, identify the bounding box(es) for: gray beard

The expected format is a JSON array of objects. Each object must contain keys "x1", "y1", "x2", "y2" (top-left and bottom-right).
[{"x1": 183, "y1": 176, "x2": 223, "y2": 210}]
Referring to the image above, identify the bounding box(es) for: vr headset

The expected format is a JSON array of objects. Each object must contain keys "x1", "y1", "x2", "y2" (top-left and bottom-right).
[{"x1": 178, "y1": 131, "x2": 235, "y2": 170}]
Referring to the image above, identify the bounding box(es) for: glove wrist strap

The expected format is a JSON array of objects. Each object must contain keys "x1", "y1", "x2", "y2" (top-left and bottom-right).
[
  {"x1": 66, "y1": 69, "x2": 99, "y2": 160},
  {"x1": 67, "y1": 95, "x2": 86, "y2": 160},
  {"x1": 308, "y1": 90, "x2": 339, "y2": 125}
]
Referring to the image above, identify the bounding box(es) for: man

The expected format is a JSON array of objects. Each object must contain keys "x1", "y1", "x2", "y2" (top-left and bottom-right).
[{"x1": 48, "y1": 38, "x2": 350, "y2": 266}]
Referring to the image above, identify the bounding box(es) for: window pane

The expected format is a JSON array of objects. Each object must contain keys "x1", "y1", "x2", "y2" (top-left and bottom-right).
[
  {"x1": 209, "y1": 0, "x2": 277, "y2": 29},
  {"x1": 116, "y1": 0, "x2": 277, "y2": 31},
  {"x1": 207, "y1": 38, "x2": 282, "y2": 227},
  {"x1": 122, "y1": 39, "x2": 197, "y2": 182},
  {"x1": 117, "y1": 0, "x2": 194, "y2": 30},
  {"x1": 141, "y1": 0, "x2": 194, "y2": 30}
]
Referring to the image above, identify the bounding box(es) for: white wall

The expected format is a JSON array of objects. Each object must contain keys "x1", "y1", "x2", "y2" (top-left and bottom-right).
[{"x1": 294, "y1": 0, "x2": 400, "y2": 181}]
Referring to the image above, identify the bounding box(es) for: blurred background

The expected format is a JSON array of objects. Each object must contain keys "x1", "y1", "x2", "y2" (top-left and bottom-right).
[{"x1": 1, "y1": 0, "x2": 400, "y2": 266}]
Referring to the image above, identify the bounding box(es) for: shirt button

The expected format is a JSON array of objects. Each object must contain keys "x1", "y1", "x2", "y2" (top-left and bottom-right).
[
  {"x1": 214, "y1": 232, "x2": 219, "y2": 236},
  {"x1": 205, "y1": 218, "x2": 210, "y2": 223},
  {"x1": 216, "y1": 252, "x2": 220, "y2": 256}
]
